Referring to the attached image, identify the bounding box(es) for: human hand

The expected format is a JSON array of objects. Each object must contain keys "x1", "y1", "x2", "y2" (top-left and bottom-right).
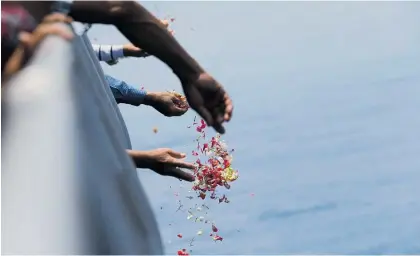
[
  {"x1": 129, "y1": 148, "x2": 195, "y2": 182},
  {"x1": 183, "y1": 73, "x2": 233, "y2": 134},
  {"x1": 3, "y1": 13, "x2": 73, "y2": 80},
  {"x1": 122, "y1": 43, "x2": 150, "y2": 58},
  {"x1": 20, "y1": 13, "x2": 73, "y2": 53},
  {"x1": 144, "y1": 91, "x2": 189, "y2": 117}
]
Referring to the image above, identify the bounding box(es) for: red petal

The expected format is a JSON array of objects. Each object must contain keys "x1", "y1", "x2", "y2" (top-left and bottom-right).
[{"x1": 214, "y1": 235, "x2": 223, "y2": 241}]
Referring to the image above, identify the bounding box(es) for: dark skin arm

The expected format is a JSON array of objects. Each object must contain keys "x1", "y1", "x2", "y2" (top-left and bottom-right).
[
  {"x1": 17, "y1": 1, "x2": 233, "y2": 133},
  {"x1": 69, "y1": 1, "x2": 233, "y2": 134}
]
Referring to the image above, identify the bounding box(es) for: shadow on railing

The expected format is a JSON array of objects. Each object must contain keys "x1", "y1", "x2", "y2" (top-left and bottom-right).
[{"x1": 1, "y1": 26, "x2": 163, "y2": 255}]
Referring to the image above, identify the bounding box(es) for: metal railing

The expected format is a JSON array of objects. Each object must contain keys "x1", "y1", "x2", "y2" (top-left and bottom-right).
[{"x1": 1, "y1": 25, "x2": 163, "y2": 255}]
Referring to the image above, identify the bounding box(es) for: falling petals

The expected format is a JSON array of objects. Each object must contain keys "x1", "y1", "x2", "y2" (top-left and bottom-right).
[
  {"x1": 177, "y1": 249, "x2": 189, "y2": 255},
  {"x1": 166, "y1": 112, "x2": 240, "y2": 255},
  {"x1": 213, "y1": 235, "x2": 223, "y2": 241},
  {"x1": 211, "y1": 224, "x2": 218, "y2": 233}
]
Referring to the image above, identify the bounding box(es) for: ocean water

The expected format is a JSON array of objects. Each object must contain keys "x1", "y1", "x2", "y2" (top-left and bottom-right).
[{"x1": 93, "y1": 1, "x2": 420, "y2": 254}]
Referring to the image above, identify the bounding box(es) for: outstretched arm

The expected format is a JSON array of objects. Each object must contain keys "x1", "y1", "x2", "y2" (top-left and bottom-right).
[
  {"x1": 69, "y1": 1, "x2": 232, "y2": 133},
  {"x1": 104, "y1": 74, "x2": 188, "y2": 116},
  {"x1": 17, "y1": 1, "x2": 233, "y2": 133}
]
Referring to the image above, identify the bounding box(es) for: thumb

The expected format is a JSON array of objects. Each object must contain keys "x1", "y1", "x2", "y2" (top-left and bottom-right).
[
  {"x1": 168, "y1": 149, "x2": 186, "y2": 159},
  {"x1": 195, "y1": 106, "x2": 214, "y2": 127},
  {"x1": 213, "y1": 122, "x2": 226, "y2": 134}
]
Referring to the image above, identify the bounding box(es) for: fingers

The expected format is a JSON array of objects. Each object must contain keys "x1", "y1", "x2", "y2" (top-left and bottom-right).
[
  {"x1": 20, "y1": 13, "x2": 74, "y2": 51},
  {"x1": 166, "y1": 149, "x2": 195, "y2": 169},
  {"x1": 211, "y1": 91, "x2": 229, "y2": 134},
  {"x1": 167, "y1": 149, "x2": 185, "y2": 158},
  {"x1": 224, "y1": 93, "x2": 233, "y2": 121},
  {"x1": 165, "y1": 167, "x2": 195, "y2": 182},
  {"x1": 36, "y1": 24, "x2": 74, "y2": 41},
  {"x1": 213, "y1": 122, "x2": 226, "y2": 134},
  {"x1": 42, "y1": 13, "x2": 73, "y2": 24},
  {"x1": 160, "y1": 19, "x2": 170, "y2": 28},
  {"x1": 170, "y1": 159, "x2": 195, "y2": 170},
  {"x1": 41, "y1": 24, "x2": 74, "y2": 40},
  {"x1": 171, "y1": 98, "x2": 189, "y2": 114},
  {"x1": 19, "y1": 23, "x2": 74, "y2": 50},
  {"x1": 171, "y1": 107, "x2": 188, "y2": 116}
]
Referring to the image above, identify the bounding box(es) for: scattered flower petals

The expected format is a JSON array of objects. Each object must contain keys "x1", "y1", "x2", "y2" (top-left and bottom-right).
[
  {"x1": 163, "y1": 112, "x2": 240, "y2": 255},
  {"x1": 213, "y1": 235, "x2": 223, "y2": 241},
  {"x1": 211, "y1": 224, "x2": 218, "y2": 233},
  {"x1": 177, "y1": 248, "x2": 189, "y2": 255},
  {"x1": 169, "y1": 90, "x2": 189, "y2": 109}
]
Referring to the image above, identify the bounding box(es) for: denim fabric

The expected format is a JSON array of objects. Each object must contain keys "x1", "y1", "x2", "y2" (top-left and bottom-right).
[{"x1": 104, "y1": 74, "x2": 146, "y2": 106}]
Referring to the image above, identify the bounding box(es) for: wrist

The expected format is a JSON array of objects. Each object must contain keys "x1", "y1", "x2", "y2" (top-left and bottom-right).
[
  {"x1": 122, "y1": 47, "x2": 132, "y2": 57},
  {"x1": 143, "y1": 91, "x2": 158, "y2": 106},
  {"x1": 127, "y1": 150, "x2": 152, "y2": 169}
]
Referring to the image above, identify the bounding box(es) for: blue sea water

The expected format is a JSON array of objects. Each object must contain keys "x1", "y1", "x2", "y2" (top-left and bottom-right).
[{"x1": 93, "y1": 1, "x2": 420, "y2": 254}]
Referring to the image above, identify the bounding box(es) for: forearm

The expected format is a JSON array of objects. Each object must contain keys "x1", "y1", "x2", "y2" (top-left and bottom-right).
[
  {"x1": 143, "y1": 91, "x2": 159, "y2": 106},
  {"x1": 2, "y1": 46, "x2": 27, "y2": 82},
  {"x1": 69, "y1": 1, "x2": 203, "y2": 85}
]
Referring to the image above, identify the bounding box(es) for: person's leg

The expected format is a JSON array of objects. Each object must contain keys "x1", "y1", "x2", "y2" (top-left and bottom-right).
[{"x1": 69, "y1": 1, "x2": 203, "y2": 85}]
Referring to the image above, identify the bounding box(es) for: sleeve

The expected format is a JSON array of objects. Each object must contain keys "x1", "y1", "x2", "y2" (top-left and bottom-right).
[
  {"x1": 104, "y1": 74, "x2": 147, "y2": 106},
  {"x1": 91, "y1": 44, "x2": 125, "y2": 62}
]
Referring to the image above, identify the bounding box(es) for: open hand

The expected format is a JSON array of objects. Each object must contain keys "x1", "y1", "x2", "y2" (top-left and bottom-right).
[
  {"x1": 129, "y1": 148, "x2": 195, "y2": 182},
  {"x1": 144, "y1": 91, "x2": 189, "y2": 117},
  {"x1": 183, "y1": 73, "x2": 233, "y2": 134}
]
